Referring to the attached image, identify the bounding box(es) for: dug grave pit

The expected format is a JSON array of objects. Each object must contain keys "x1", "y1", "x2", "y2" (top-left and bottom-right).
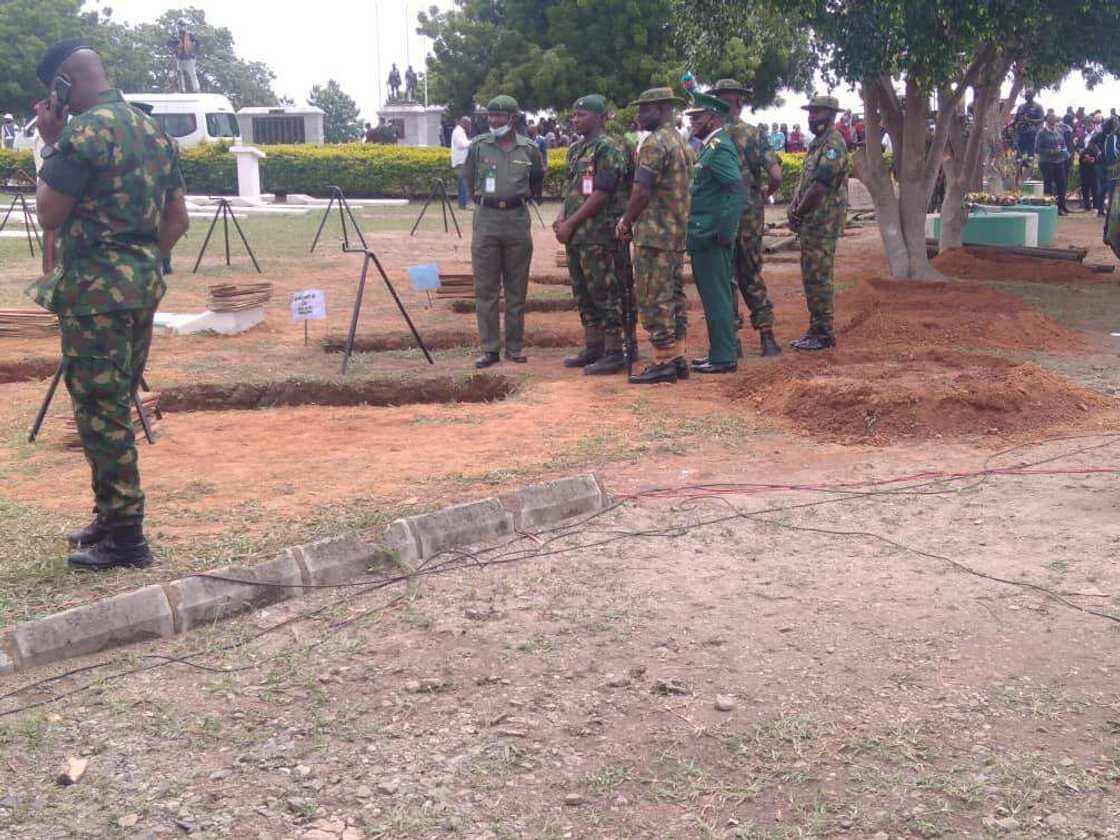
[
  {"x1": 320, "y1": 327, "x2": 581, "y2": 354},
  {"x1": 157, "y1": 372, "x2": 518, "y2": 412},
  {"x1": 0, "y1": 357, "x2": 60, "y2": 384}
]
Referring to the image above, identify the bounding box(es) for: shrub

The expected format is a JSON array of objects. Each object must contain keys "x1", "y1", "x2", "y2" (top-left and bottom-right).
[{"x1": 0, "y1": 149, "x2": 35, "y2": 180}]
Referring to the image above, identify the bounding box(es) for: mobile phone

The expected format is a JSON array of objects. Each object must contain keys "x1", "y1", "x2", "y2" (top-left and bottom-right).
[{"x1": 52, "y1": 74, "x2": 72, "y2": 117}]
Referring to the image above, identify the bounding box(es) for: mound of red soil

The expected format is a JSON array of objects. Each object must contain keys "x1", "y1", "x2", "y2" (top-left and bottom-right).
[
  {"x1": 837, "y1": 275, "x2": 1087, "y2": 353},
  {"x1": 931, "y1": 247, "x2": 1109, "y2": 284},
  {"x1": 732, "y1": 349, "x2": 1108, "y2": 444}
]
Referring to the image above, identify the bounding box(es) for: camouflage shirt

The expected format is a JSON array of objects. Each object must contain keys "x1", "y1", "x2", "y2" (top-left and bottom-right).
[
  {"x1": 792, "y1": 125, "x2": 850, "y2": 232},
  {"x1": 725, "y1": 118, "x2": 779, "y2": 214},
  {"x1": 633, "y1": 124, "x2": 692, "y2": 251},
  {"x1": 563, "y1": 132, "x2": 629, "y2": 246},
  {"x1": 31, "y1": 90, "x2": 184, "y2": 316}
]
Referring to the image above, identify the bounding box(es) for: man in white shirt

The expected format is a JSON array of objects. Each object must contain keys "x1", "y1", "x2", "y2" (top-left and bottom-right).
[{"x1": 450, "y1": 116, "x2": 472, "y2": 208}]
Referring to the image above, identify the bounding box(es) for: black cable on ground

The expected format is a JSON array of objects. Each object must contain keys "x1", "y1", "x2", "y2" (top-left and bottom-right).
[{"x1": 2, "y1": 432, "x2": 1118, "y2": 718}]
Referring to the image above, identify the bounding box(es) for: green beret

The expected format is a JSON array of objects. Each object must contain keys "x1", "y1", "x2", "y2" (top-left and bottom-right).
[
  {"x1": 684, "y1": 91, "x2": 731, "y2": 115},
  {"x1": 629, "y1": 87, "x2": 684, "y2": 108},
  {"x1": 803, "y1": 95, "x2": 841, "y2": 112},
  {"x1": 486, "y1": 95, "x2": 519, "y2": 114},
  {"x1": 573, "y1": 94, "x2": 607, "y2": 114}
]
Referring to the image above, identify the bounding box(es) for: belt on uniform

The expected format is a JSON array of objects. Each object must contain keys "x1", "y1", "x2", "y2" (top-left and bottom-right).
[{"x1": 480, "y1": 197, "x2": 526, "y2": 210}]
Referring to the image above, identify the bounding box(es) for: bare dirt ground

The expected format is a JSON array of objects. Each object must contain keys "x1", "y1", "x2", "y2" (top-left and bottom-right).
[{"x1": 1, "y1": 203, "x2": 1119, "y2": 838}]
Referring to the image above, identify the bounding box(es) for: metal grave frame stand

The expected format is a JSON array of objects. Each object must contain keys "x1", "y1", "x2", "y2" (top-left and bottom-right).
[
  {"x1": 409, "y1": 179, "x2": 462, "y2": 239},
  {"x1": 29, "y1": 360, "x2": 157, "y2": 445},
  {"x1": 0, "y1": 185, "x2": 42, "y2": 257},
  {"x1": 339, "y1": 240, "x2": 434, "y2": 375},
  {"x1": 310, "y1": 186, "x2": 369, "y2": 253},
  {"x1": 192, "y1": 198, "x2": 261, "y2": 273}
]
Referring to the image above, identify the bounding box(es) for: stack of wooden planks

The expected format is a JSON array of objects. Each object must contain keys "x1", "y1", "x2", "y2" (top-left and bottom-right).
[
  {"x1": 435, "y1": 273, "x2": 475, "y2": 300},
  {"x1": 0, "y1": 309, "x2": 58, "y2": 338},
  {"x1": 555, "y1": 248, "x2": 568, "y2": 268},
  {"x1": 59, "y1": 393, "x2": 160, "y2": 449},
  {"x1": 207, "y1": 282, "x2": 273, "y2": 312}
]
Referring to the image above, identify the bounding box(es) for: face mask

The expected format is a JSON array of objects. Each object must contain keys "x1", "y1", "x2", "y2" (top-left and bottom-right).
[{"x1": 493, "y1": 124, "x2": 512, "y2": 138}]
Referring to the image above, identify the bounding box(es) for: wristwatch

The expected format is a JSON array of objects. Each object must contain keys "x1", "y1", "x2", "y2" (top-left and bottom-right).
[{"x1": 39, "y1": 144, "x2": 58, "y2": 159}]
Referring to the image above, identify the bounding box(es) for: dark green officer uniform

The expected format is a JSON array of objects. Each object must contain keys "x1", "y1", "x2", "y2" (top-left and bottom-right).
[
  {"x1": 685, "y1": 94, "x2": 744, "y2": 366},
  {"x1": 31, "y1": 89, "x2": 183, "y2": 529},
  {"x1": 464, "y1": 95, "x2": 545, "y2": 359}
]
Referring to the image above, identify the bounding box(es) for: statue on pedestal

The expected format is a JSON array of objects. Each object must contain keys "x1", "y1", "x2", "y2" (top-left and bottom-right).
[
  {"x1": 405, "y1": 66, "x2": 418, "y2": 101},
  {"x1": 388, "y1": 64, "x2": 402, "y2": 100},
  {"x1": 167, "y1": 18, "x2": 202, "y2": 93}
]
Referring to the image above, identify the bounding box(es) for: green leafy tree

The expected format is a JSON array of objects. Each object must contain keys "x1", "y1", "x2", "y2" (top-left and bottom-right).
[
  {"x1": 690, "y1": 0, "x2": 1120, "y2": 279},
  {"x1": 94, "y1": 8, "x2": 278, "y2": 107},
  {"x1": 0, "y1": 0, "x2": 99, "y2": 116},
  {"x1": 419, "y1": 0, "x2": 809, "y2": 118},
  {"x1": 309, "y1": 79, "x2": 362, "y2": 143}
]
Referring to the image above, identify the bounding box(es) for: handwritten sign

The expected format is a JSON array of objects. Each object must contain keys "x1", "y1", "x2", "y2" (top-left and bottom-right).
[{"x1": 289, "y1": 289, "x2": 326, "y2": 322}]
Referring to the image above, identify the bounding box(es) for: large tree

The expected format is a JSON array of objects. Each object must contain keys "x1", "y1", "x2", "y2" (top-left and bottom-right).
[
  {"x1": 418, "y1": 0, "x2": 810, "y2": 118},
  {"x1": 690, "y1": 0, "x2": 1120, "y2": 279},
  {"x1": 308, "y1": 80, "x2": 362, "y2": 143},
  {"x1": 0, "y1": 0, "x2": 98, "y2": 116}
]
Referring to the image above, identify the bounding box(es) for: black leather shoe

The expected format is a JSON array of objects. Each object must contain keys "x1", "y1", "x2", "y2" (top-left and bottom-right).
[
  {"x1": 475, "y1": 352, "x2": 500, "y2": 369},
  {"x1": 693, "y1": 361, "x2": 738, "y2": 374},
  {"x1": 563, "y1": 346, "x2": 603, "y2": 368},
  {"x1": 792, "y1": 332, "x2": 836, "y2": 352},
  {"x1": 68, "y1": 524, "x2": 154, "y2": 571},
  {"x1": 690, "y1": 356, "x2": 709, "y2": 367},
  {"x1": 67, "y1": 514, "x2": 107, "y2": 547},
  {"x1": 675, "y1": 357, "x2": 690, "y2": 380},
  {"x1": 504, "y1": 351, "x2": 528, "y2": 364},
  {"x1": 760, "y1": 329, "x2": 782, "y2": 358},
  {"x1": 629, "y1": 362, "x2": 678, "y2": 385},
  {"x1": 584, "y1": 352, "x2": 625, "y2": 375}
]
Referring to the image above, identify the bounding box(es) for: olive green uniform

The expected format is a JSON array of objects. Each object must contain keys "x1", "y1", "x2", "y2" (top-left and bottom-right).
[
  {"x1": 791, "y1": 125, "x2": 850, "y2": 332},
  {"x1": 687, "y1": 127, "x2": 744, "y2": 365},
  {"x1": 725, "y1": 118, "x2": 779, "y2": 330},
  {"x1": 464, "y1": 131, "x2": 545, "y2": 355},
  {"x1": 562, "y1": 132, "x2": 630, "y2": 347},
  {"x1": 633, "y1": 125, "x2": 692, "y2": 362},
  {"x1": 30, "y1": 90, "x2": 183, "y2": 526}
]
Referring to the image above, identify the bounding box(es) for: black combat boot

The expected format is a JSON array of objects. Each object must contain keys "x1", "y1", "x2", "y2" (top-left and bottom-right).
[
  {"x1": 792, "y1": 326, "x2": 836, "y2": 352},
  {"x1": 66, "y1": 511, "x2": 107, "y2": 547},
  {"x1": 584, "y1": 334, "x2": 626, "y2": 375},
  {"x1": 67, "y1": 523, "x2": 154, "y2": 571},
  {"x1": 790, "y1": 328, "x2": 815, "y2": 349},
  {"x1": 563, "y1": 326, "x2": 604, "y2": 368},
  {"x1": 759, "y1": 329, "x2": 782, "y2": 357},
  {"x1": 629, "y1": 361, "x2": 679, "y2": 385}
]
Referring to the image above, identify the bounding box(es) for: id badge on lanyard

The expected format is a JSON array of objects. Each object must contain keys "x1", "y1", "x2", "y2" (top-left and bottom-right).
[
  {"x1": 485, "y1": 167, "x2": 497, "y2": 195},
  {"x1": 581, "y1": 174, "x2": 594, "y2": 196}
]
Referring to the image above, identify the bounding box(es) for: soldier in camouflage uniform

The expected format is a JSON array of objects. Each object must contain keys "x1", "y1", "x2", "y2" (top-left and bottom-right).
[
  {"x1": 711, "y1": 79, "x2": 783, "y2": 358},
  {"x1": 553, "y1": 94, "x2": 632, "y2": 375},
  {"x1": 30, "y1": 41, "x2": 190, "y2": 570},
  {"x1": 616, "y1": 88, "x2": 693, "y2": 385},
  {"x1": 788, "y1": 95, "x2": 849, "y2": 351}
]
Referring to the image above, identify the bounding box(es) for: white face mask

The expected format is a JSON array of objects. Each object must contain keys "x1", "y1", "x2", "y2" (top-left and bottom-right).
[{"x1": 493, "y1": 124, "x2": 512, "y2": 138}]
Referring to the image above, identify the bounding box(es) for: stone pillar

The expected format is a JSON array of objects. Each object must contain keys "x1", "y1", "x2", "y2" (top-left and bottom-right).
[{"x1": 229, "y1": 145, "x2": 267, "y2": 203}]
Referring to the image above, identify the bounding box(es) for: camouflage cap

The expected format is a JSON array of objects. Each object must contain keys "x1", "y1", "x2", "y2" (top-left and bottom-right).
[
  {"x1": 486, "y1": 95, "x2": 519, "y2": 114},
  {"x1": 572, "y1": 94, "x2": 607, "y2": 114},
  {"x1": 629, "y1": 87, "x2": 684, "y2": 108},
  {"x1": 803, "y1": 95, "x2": 842, "y2": 112},
  {"x1": 684, "y1": 91, "x2": 731, "y2": 116},
  {"x1": 711, "y1": 79, "x2": 751, "y2": 96}
]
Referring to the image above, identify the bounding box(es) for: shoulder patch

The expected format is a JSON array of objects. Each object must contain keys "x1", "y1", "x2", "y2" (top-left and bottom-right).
[{"x1": 825, "y1": 148, "x2": 840, "y2": 160}]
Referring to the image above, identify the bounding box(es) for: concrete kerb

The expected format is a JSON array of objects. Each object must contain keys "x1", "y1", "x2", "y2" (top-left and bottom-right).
[{"x1": 1, "y1": 475, "x2": 608, "y2": 674}]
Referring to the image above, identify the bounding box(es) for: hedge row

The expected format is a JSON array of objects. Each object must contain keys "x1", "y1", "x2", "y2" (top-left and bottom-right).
[{"x1": 1, "y1": 144, "x2": 808, "y2": 201}]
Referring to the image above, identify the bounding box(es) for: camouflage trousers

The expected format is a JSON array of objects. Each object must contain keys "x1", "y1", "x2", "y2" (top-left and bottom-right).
[
  {"x1": 632, "y1": 245, "x2": 687, "y2": 360},
  {"x1": 566, "y1": 243, "x2": 624, "y2": 341},
  {"x1": 60, "y1": 308, "x2": 156, "y2": 525},
  {"x1": 799, "y1": 227, "x2": 839, "y2": 332},
  {"x1": 732, "y1": 203, "x2": 775, "y2": 331}
]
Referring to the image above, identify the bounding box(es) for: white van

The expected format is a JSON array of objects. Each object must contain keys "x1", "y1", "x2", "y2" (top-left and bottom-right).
[{"x1": 123, "y1": 93, "x2": 241, "y2": 149}]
